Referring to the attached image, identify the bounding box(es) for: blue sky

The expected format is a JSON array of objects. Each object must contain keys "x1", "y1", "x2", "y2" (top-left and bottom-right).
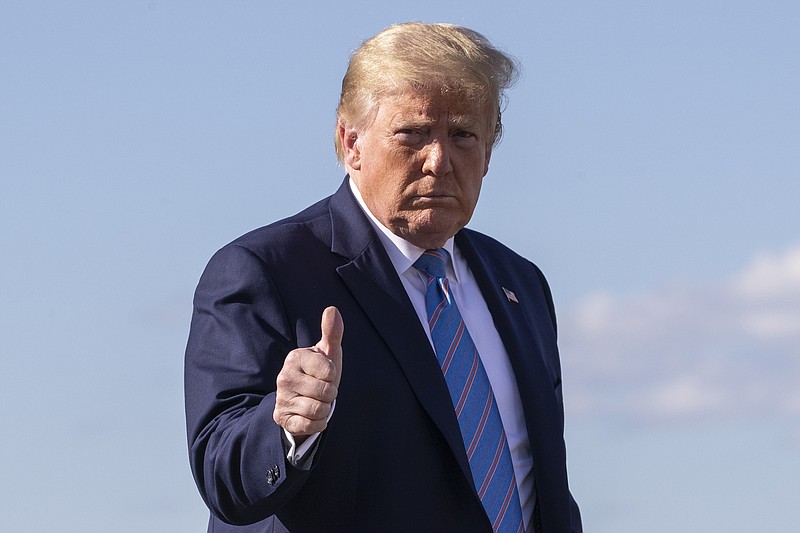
[{"x1": 1, "y1": 1, "x2": 798, "y2": 531}]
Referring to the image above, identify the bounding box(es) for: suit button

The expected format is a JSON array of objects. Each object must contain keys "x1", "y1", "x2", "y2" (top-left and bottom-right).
[{"x1": 266, "y1": 465, "x2": 280, "y2": 485}]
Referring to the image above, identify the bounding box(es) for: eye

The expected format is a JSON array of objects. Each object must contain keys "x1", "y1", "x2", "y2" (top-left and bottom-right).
[
  {"x1": 452, "y1": 129, "x2": 478, "y2": 142},
  {"x1": 395, "y1": 129, "x2": 424, "y2": 145}
]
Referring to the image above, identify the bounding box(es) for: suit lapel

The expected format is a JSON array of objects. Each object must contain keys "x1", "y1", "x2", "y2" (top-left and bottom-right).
[{"x1": 328, "y1": 181, "x2": 475, "y2": 488}]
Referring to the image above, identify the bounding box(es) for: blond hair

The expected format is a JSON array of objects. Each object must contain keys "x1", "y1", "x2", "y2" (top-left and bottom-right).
[{"x1": 335, "y1": 22, "x2": 519, "y2": 162}]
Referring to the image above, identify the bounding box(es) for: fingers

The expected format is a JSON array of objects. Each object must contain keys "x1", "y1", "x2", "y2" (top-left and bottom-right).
[
  {"x1": 275, "y1": 396, "x2": 334, "y2": 436},
  {"x1": 273, "y1": 306, "x2": 345, "y2": 436},
  {"x1": 273, "y1": 353, "x2": 338, "y2": 435},
  {"x1": 280, "y1": 413, "x2": 329, "y2": 436},
  {"x1": 277, "y1": 352, "x2": 339, "y2": 402},
  {"x1": 279, "y1": 393, "x2": 333, "y2": 422},
  {"x1": 298, "y1": 347, "x2": 339, "y2": 384}
]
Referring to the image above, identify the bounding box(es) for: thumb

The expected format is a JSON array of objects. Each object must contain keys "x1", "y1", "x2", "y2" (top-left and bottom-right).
[{"x1": 317, "y1": 306, "x2": 344, "y2": 370}]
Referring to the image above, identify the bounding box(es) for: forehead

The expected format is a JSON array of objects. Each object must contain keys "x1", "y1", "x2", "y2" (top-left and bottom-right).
[{"x1": 375, "y1": 90, "x2": 488, "y2": 127}]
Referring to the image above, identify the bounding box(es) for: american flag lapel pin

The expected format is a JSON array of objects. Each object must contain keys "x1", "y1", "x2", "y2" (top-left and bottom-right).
[{"x1": 502, "y1": 287, "x2": 519, "y2": 303}]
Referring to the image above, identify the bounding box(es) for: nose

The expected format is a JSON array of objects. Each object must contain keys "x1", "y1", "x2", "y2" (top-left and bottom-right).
[{"x1": 421, "y1": 139, "x2": 453, "y2": 176}]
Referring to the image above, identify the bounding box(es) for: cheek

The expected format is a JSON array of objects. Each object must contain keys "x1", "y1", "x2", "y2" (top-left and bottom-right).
[
  {"x1": 459, "y1": 165, "x2": 485, "y2": 202},
  {"x1": 364, "y1": 175, "x2": 406, "y2": 217}
]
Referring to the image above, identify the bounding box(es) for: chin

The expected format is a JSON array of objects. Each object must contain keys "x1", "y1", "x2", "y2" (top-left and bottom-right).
[{"x1": 394, "y1": 208, "x2": 468, "y2": 246}]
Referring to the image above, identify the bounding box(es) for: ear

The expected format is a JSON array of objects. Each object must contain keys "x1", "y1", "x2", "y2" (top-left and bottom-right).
[
  {"x1": 483, "y1": 145, "x2": 492, "y2": 176},
  {"x1": 338, "y1": 121, "x2": 362, "y2": 171}
]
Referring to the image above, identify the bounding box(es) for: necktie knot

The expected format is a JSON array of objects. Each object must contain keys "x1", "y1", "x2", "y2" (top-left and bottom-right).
[{"x1": 413, "y1": 248, "x2": 448, "y2": 279}]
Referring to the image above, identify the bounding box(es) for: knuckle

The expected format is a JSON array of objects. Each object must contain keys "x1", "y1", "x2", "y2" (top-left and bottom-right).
[
  {"x1": 284, "y1": 349, "x2": 309, "y2": 371},
  {"x1": 285, "y1": 415, "x2": 307, "y2": 434},
  {"x1": 319, "y1": 382, "x2": 338, "y2": 402},
  {"x1": 309, "y1": 400, "x2": 331, "y2": 420},
  {"x1": 300, "y1": 398, "x2": 320, "y2": 420},
  {"x1": 305, "y1": 401, "x2": 321, "y2": 420},
  {"x1": 276, "y1": 372, "x2": 290, "y2": 388},
  {"x1": 323, "y1": 359, "x2": 337, "y2": 380},
  {"x1": 306, "y1": 356, "x2": 327, "y2": 378}
]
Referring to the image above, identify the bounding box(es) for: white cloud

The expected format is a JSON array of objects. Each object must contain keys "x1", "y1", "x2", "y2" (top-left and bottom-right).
[
  {"x1": 733, "y1": 247, "x2": 800, "y2": 300},
  {"x1": 560, "y1": 245, "x2": 800, "y2": 425}
]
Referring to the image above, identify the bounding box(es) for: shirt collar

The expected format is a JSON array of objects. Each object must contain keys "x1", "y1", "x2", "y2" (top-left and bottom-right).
[{"x1": 348, "y1": 177, "x2": 459, "y2": 282}]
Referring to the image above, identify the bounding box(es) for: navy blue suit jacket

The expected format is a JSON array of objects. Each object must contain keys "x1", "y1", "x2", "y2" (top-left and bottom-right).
[{"x1": 185, "y1": 179, "x2": 582, "y2": 532}]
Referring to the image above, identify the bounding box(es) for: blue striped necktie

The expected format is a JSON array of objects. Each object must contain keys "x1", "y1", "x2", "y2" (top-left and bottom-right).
[{"x1": 414, "y1": 248, "x2": 525, "y2": 533}]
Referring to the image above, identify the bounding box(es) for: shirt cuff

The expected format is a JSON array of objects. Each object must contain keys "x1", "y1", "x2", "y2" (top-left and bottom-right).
[{"x1": 283, "y1": 400, "x2": 336, "y2": 468}]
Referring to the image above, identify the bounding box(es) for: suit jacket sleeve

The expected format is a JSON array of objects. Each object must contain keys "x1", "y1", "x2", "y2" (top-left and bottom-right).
[{"x1": 184, "y1": 242, "x2": 316, "y2": 525}]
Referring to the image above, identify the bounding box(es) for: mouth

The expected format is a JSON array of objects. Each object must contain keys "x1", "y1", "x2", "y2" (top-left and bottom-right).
[{"x1": 411, "y1": 194, "x2": 456, "y2": 207}]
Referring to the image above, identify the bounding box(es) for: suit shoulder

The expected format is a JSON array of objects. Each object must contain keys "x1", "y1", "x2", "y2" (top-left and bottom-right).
[
  {"x1": 461, "y1": 228, "x2": 521, "y2": 257},
  {"x1": 221, "y1": 196, "x2": 332, "y2": 259},
  {"x1": 460, "y1": 228, "x2": 545, "y2": 276}
]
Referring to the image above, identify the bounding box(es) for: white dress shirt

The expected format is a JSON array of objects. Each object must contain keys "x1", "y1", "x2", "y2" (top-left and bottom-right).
[{"x1": 348, "y1": 179, "x2": 535, "y2": 528}]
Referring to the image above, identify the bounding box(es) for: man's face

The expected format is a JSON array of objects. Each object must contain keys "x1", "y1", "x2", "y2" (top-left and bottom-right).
[{"x1": 341, "y1": 91, "x2": 493, "y2": 249}]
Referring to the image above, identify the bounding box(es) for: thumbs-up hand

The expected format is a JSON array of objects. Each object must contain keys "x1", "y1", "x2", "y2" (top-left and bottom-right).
[{"x1": 273, "y1": 307, "x2": 344, "y2": 440}]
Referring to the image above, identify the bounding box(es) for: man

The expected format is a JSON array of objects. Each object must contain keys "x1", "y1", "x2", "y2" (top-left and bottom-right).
[{"x1": 185, "y1": 22, "x2": 582, "y2": 533}]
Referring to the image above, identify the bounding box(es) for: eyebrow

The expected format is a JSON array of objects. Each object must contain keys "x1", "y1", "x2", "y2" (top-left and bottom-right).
[
  {"x1": 449, "y1": 114, "x2": 482, "y2": 130},
  {"x1": 391, "y1": 113, "x2": 482, "y2": 130}
]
